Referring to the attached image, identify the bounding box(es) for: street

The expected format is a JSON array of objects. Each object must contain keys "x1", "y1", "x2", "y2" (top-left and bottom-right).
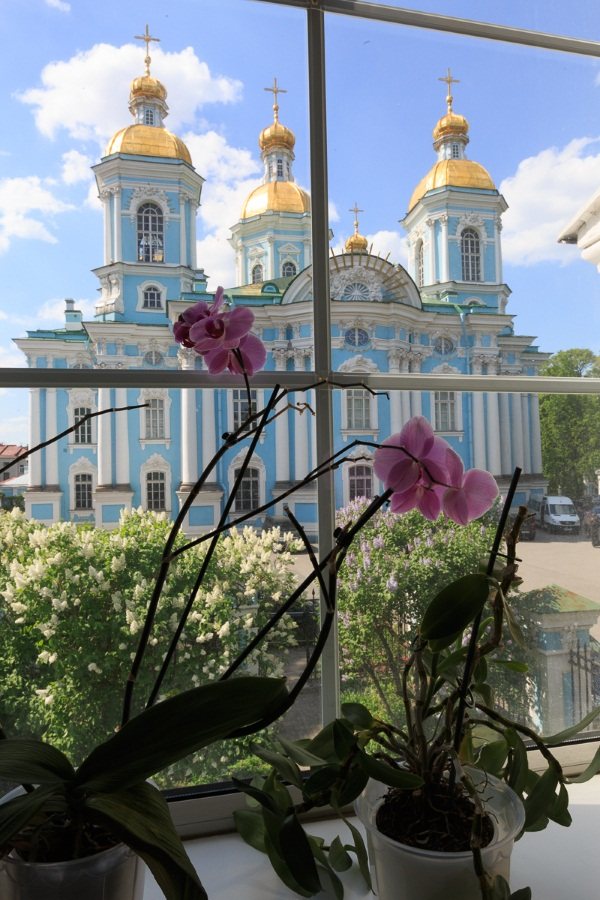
[{"x1": 516, "y1": 530, "x2": 599, "y2": 608}]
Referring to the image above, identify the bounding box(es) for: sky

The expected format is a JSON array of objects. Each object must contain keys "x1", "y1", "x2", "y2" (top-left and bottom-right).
[{"x1": 0, "y1": 0, "x2": 600, "y2": 442}]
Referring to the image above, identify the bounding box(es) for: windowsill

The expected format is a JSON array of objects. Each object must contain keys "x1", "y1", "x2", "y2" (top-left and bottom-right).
[{"x1": 142, "y1": 779, "x2": 600, "y2": 899}]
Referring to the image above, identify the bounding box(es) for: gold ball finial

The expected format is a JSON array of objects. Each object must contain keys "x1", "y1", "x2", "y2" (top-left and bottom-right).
[
  {"x1": 259, "y1": 77, "x2": 295, "y2": 153},
  {"x1": 438, "y1": 67, "x2": 460, "y2": 114},
  {"x1": 345, "y1": 202, "x2": 368, "y2": 252}
]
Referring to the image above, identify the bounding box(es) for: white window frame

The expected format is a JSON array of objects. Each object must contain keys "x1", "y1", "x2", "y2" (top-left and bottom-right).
[
  {"x1": 141, "y1": 454, "x2": 172, "y2": 515},
  {"x1": 69, "y1": 458, "x2": 97, "y2": 515},
  {"x1": 136, "y1": 281, "x2": 165, "y2": 312},
  {"x1": 228, "y1": 451, "x2": 266, "y2": 516},
  {"x1": 138, "y1": 388, "x2": 171, "y2": 447},
  {"x1": 461, "y1": 227, "x2": 482, "y2": 282},
  {"x1": 432, "y1": 389, "x2": 463, "y2": 433},
  {"x1": 67, "y1": 389, "x2": 97, "y2": 451}
]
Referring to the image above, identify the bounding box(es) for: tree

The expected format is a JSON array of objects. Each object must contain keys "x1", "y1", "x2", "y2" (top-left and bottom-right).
[{"x1": 539, "y1": 348, "x2": 600, "y2": 497}]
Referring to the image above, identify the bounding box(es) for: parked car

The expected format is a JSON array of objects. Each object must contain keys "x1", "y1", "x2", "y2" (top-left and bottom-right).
[{"x1": 539, "y1": 496, "x2": 581, "y2": 534}]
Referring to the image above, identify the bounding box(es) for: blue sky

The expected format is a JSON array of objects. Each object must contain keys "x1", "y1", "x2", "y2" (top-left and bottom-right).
[{"x1": 1, "y1": 0, "x2": 600, "y2": 441}]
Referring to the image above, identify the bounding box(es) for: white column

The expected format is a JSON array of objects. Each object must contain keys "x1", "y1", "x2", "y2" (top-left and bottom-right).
[
  {"x1": 530, "y1": 394, "x2": 543, "y2": 473},
  {"x1": 45, "y1": 389, "x2": 58, "y2": 485},
  {"x1": 294, "y1": 392, "x2": 309, "y2": 481},
  {"x1": 180, "y1": 197, "x2": 187, "y2": 265},
  {"x1": 521, "y1": 394, "x2": 532, "y2": 473},
  {"x1": 486, "y1": 392, "x2": 502, "y2": 476},
  {"x1": 440, "y1": 215, "x2": 449, "y2": 282},
  {"x1": 181, "y1": 388, "x2": 198, "y2": 484},
  {"x1": 388, "y1": 353, "x2": 402, "y2": 434},
  {"x1": 495, "y1": 217, "x2": 503, "y2": 283},
  {"x1": 97, "y1": 387, "x2": 112, "y2": 486},
  {"x1": 201, "y1": 390, "x2": 216, "y2": 473},
  {"x1": 267, "y1": 235, "x2": 275, "y2": 279},
  {"x1": 400, "y1": 357, "x2": 411, "y2": 426},
  {"x1": 499, "y1": 393, "x2": 511, "y2": 475},
  {"x1": 191, "y1": 203, "x2": 198, "y2": 268},
  {"x1": 472, "y1": 393, "x2": 486, "y2": 469},
  {"x1": 410, "y1": 355, "x2": 422, "y2": 417},
  {"x1": 102, "y1": 193, "x2": 111, "y2": 265},
  {"x1": 275, "y1": 396, "x2": 290, "y2": 482},
  {"x1": 115, "y1": 388, "x2": 130, "y2": 486},
  {"x1": 113, "y1": 188, "x2": 121, "y2": 263},
  {"x1": 29, "y1": 389, "x2": 42, "y2": 486},
  {"x1": 511, "y1": 394, "x2": 525, "y2": 470}
]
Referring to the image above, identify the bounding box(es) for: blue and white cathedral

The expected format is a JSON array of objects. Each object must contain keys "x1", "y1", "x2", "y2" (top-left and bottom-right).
[{"x1": 15, "y1": 50, "x2": 549, "y2": 537}]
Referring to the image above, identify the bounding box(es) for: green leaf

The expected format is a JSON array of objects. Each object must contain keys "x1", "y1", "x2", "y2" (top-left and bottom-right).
[
  {"x1": 491, "y1": 659, "x2": 529, "y2": 673},
  {"x1": 0, "y1": 784, "x2": 61, "y2": 847},
  {"x1": 332, "y1": 719, "x2": 356, "y2": 760},
  {"x1": 510, "y1": 888, "x2": 532, "y2": 899},
  {"x1": 524, "y1": 765, "x2": 559, "y2": 829},
  {"x1": 0, "y1": 738, "x2": 76, "y2": 784},
  {"x1": 277, "y1": 736, "x2": 329, "y2": 768},
  {"x1": 328, "y1": 835, "x2": 352, "y2": 871},
  {"x1": 231, "y1": 776, "x2": 285, "y2": 814},
  {"x1": 477, "y1": 738, "x2": 508, "y2": 776},
  {"x1": 75, "y1": 676, "x2": 288, "y2": 792},
  {"x1": 473, "y1": 681, "x2": 494, "y2": 707},
  {"x1": 85, "y1": 781, "x2": 206, "y2": 900},
  {"x1": 279, "y1": 812, "x2": 322, "y2": 894},
  {"x1": 503, "y1": 599, "x2": 527, "y2": 648},
  {"x1": 303, "y1": 765, "x2": 341, "y2": 803},
  {"x1": 505, "y1": 729, "x2": 529, "y2": 796},
  {"x1": 436, "y1": 646, "x2": 468, "y2": 676},
  {"x1": 343, "y1": 815, "x2": 372, "y2": 890},
  {"x1": 548, "y1": 782, "x2": 571, "y2": 827},
  {"x1": 421, "y1": 574, "x2": 491, "y2": 645},
  {"x1": 262, "y1": 828, "x2": 314, "y2": 897},
  {"x1": 233, "y1": 808, "x2": 267, "y2": 854},
  {"x1": 251, "y1": 744, "x2": 302, "y2": 788},
  {"x1": 542, "y1": 706, "x2": 600, "y2": 744},
  {"x1": 340, "y1": 702, "x2": 376, "y2": 729},
  {"x1": 568, "y1": 744, "x2": 600, "y2": 783},
  {"x1": 305, "y1": 722, "x2": 344, "y2": 763},
  {"x1": 358, "y1": 753, "x2": 423, "y2": 790},
  {"x1": 331, "y1": 762, "x2": 369, "y2": 808}
]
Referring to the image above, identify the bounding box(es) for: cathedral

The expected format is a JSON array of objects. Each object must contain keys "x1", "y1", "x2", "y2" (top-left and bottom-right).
[{"x1": 15, "y1": 42, "x2": 549, "y2": 537}]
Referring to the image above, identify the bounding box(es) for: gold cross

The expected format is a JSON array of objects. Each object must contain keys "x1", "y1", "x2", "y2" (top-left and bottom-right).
[
  {"x1": 438, "y1": 68, "x2": 460, "y2": 113},
  {"x1": 349, "y1": 202, "x2": 364, "y2": 233},
  {"x1": 134, "y1": 24, "x2": 160, "y2": 76},
  {"x1": 264, "y1": 77, "x2": 287, "y2": 122}
]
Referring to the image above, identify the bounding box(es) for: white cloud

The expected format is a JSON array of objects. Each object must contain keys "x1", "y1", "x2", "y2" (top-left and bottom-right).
[
  {"x1": 45, "y1": 0, "x2": 71, "y2": 10},
  {"x1": 19, "y1": 44, "x2": 243, "y2": 147},
  {"x1": 0, "y1": 176, "x2": 73, "y2": 253},
  {"x1": 500, "y1": 137, "x2": 600, "y2": 266},
  {"x1": 0, "y1": 411, "x2": 29, "y2": 445},
  {"x1": 184, "y1": 131, "x2": 259, "y2": 183},
  {"x1": 37, "y1": 297, "x2": 96, "y2": 324},
  {"x1": 61, "y1": 150, "x2": 93, "y2": 185}
]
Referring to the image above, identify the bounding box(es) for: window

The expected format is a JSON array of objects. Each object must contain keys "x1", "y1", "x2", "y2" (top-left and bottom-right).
[
  {"x1": 73, "y1": 407, "x2": 92, "y2": 444},
  {"x1": 233, "y1": 467, "x2": 260, "y2": 513},
  {"x1": 146, "y1": 471, "x2": 166, "y2": 511},
  {"x1": 282, "y1": 261, "x2": 297, "y2": 278},
  {"x1": 276, "y1": 158, "x2": 284, "y2": 177},
  {"x1": 137, "y1": 203, "x2": 164, "y2": 263},
  {"x1": 142, "y1": 285, "x2": 163, "y2": 309},
  {"x1": 461, "y1": 228, "x2": 481, "y2": 282},
  {"x1": 416, "y1": 240, "x2": 424, "y2": 287},
  {"x1": 145, "y1": 399, "x2": 165, "y2": 440},
  {"x1": 232, "y1": 389, "x2": 257, "y2": 433},
  {"x1": 451, "y1": 142, "x2": 460, "y2": 158},
  {"x1": 344, "y1": 327, "x2": 369, "y2": 348},
  {"x1": 349, "y1": 463, "x2": 373, "y2": 501},
  {"x1": 435, "y1": 391, "x2": 457, "y2": 432},
  {"x1": 346, "y1": 389, "x2": 371, "y2": 431},
  {"x1": 144, "y1": 109, "x2": 155, "y2": 125},
  {"x1": 251, "y1": 263, "x2": 263, "y2": 284},
  {"x1": 143, "y1": 350, "x2": 164, "y2": 366},
  {"x1": 74, "y1": 473, "x2": 93, "y2": 510}
]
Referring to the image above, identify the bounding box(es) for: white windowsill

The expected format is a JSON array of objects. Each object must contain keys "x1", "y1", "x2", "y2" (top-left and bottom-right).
[{"x1": 142, "y1": 779, "x2": 600, "y2": 899}]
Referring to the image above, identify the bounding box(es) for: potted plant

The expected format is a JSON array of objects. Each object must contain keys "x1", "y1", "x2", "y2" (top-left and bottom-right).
[
  {"x1": 234, "y1": 417, "x2": 600, "y2": 900},
  {"x1": 0, "y1": 288, "x2": 391, "y2": 899}
]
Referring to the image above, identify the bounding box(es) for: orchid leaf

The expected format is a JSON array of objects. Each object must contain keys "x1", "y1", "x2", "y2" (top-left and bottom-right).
[
  {"x1": 343, "y1": 815, "x2": 372, "y2": 890},
  {"x1": 331, "y1": 762, "x2": 369, "y2": 807},
  {"x1": 568, "y1": 744, "x2": 600, "y2": 783},
  {"x1": 523, "y1": 765, "x2": 559, "y2": 829},
  {"x1": 277, "y1": 736, "x2": 329, "y2": 767},
  {"x1": 0, "y1": 738, "x2": 75, "y2": 784},
  {"x1": 0, "y1": 784, "x2": 61, "y2": 847},
  {"x1": 542, "y1": 706, "x2": 600, "y2": 744},
  {"x1": 75, "y1": 676, "x2": 288, "y2": 791},
  {"x1": 279, "y1": 812, "x2": 322, "y2": 894},
  {"x1": 358, "y1": 752, "x2": 423, "y2": 790},
  {"x1": 505, "y1": 729, "x2": 529, "y2": 796},
  {"x1": 328, "y1": 835, "x2": 352, "y2": 871},
  {"x1": 421, "y1": 573, "x2": 490, "y2": 645},
  {"x1": 340, "y1": 702, "x2": 376, "y2": 729},
  {"x1": 477, "y1": 738, "x2": 509, "y2": 776},
  {"x1": 251, "y1": 744, "x2": 302, "y2": 788},
  {"x1": 233, "y1": 808, "x2": 267, "y2": 854},
  {"x1": 85, "y1": 781, "x2": 205, "y2": 900}
]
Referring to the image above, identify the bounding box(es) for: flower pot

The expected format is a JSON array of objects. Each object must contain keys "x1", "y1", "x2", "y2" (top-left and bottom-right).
[
  {"x1": 0, "y1": 842, "x2": 145, "y2": 900},
  {"x1": 355, "y1": 771, "x2": 525, "y2": 900}
]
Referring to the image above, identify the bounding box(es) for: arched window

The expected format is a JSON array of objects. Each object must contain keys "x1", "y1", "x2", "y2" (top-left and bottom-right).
[
  {"x1": 234, "y1": 467, "x2": 260, "y2": 513},
  {"x1": 145, "y1": 398, "x2": 165, "y2": 440},
  {"x1": 282, "y1": 261, "x2": 296, "y2": 278},
  {"x1": 346, "y1": 389, "x2": 371, "y2": 431},
  {"x1": 434, "y1": 391, "x2": 457, "y2": 432},
  {"x1": 74, "y1": 473, "x2": 93, "y2": 510},
  {"x1": 415, "y1": 240, "x2": 424, "y2": 287},
  {"x1": 146, "y1": 471, "x2": 166, "y2": 511},
  {"x1": 251, "y1": 263, "x2": 263, "y2": 284},
  {"x1": 137, "y1": 203, "x2": 164, "y2": 263},
  {"x1": 461, "y1": 228, "x2": 481, "y2": 282},
  {"x1": 144, "y1": 109, "x2": 155, "y2": 126},
  {"x1": 142, "y1": 285, "x2": 163, "y2": 309},
  {"x1": 73, "y1": 407, "x2": 92, "y2": 444},
  {"x1": 349, "y1": 464, "x2": 373, "y2": 501}
]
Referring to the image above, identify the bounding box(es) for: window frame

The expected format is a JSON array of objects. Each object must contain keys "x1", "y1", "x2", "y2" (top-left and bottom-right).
[{"x1": 137, "y1": 202, "x2": 164, "y2": 263}]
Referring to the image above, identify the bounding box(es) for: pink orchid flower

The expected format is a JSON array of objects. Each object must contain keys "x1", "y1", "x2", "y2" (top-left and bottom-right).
[
  {"x1": 374, "y1": 417, "x2": 450, "y2": 495},
  {"x1": 172, "y1": 286, "x2": 228, "y2": 347},
  {"x1": 203, "y1": 333, "x2": 267, "y2": 375},
  {"x1": 441, "y1": 447, "x2": 499, "y2": 525},
  {"x1": 188, "y1": 289, "x2": 254, "y2": 354}
]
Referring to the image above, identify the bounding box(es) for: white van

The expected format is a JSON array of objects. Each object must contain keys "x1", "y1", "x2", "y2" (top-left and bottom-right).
[{"x1": 540, "y1": 496, "x2": 580, "y2": 534}]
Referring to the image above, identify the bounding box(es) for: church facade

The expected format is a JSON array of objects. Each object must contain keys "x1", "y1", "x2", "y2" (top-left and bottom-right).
[{"x1": 15, "y1": 49, "x2": 549, "y2": 537}]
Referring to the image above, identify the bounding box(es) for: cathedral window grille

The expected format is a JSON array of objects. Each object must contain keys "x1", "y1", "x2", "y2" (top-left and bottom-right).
[
  {"x1": 234, "y1": 466, "x2": 260, "y2": 513},
  {"x1": 276, "y1": 158, "x2": 284, "y2": 178},
  {"x1": 146, "y1": 471, "x2": 166, "y2": 511},
  {"x1": 144, "y1": 109, "x2": 155, "y2": 126},
  {"x1": 137, "y1": 203, "x2": 164, "y2": 263},
  {"x1": 143, "y1": 350, "x2": 164, "y2": 366},
  {"x1": 251, "y1": 263, "x2": 263, "y2": 284},
  {"x1": 74, "y1": 473, "x2": 93, "y2": 510},
  {"x1": 142, "y1": 285, "x2": 163, "y2": 309},
  {"x1": 461, "y1": 228, "x2": 481, "y2": 282},
  {"x1": 416, "y1": 240, "x2": 424, "y2": 287},
  {"x1": 346, "y1": 389, "x2": 371, "y2": 431},
  {"x1": 451, "y1": 142, "x2": 460, "y2": 159},
  {"x1": 282, "y1": 261, "x2": 297, "y2": 278},
  {"x1": 232, "y1": 389, "x2": 257, "y2": 433},
  {"x1": 73, "y1": 407, "x2": 92, "y2": 444},
  {"x1": 349, "y1": 463, "x2": 373, "y2": 501},
  {"x1": 435, "y1": 391, "x2": 456, "y2": 432},
  {"x1": 145, "y1": 398, "x2": 165, "y2": 439}
]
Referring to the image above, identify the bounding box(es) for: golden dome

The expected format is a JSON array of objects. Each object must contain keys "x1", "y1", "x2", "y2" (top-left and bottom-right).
[
  {"x1": 259, "y1": 120, "x2": 295, "y2": 153},
  {"x1": 433, "y1": 111, "x2": 469, "y2": 142},
  {"x1": 408, "y1": 159, "x2": 495, "y2": 211},
  {"x1": 130, "y1": 74, "x2": 167, "y2": 102},
  {"x1": 241, "y1": 181, "x2": 311, "y2": 218},
  {"x1": 105, "y1": 124, "x2": 192, "y2": 164},
  {"x1": 345, "y1": 232, "x2": 368, "y2": 252}
]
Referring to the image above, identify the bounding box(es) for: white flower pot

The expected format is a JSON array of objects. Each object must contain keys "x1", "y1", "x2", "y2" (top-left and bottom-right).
[
  {"x1": 0, "y1": 841, "x2": 145, "y2": 900},
  {"x1": 355, "y1": 771, "x2": 525, "y2": 900}
]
